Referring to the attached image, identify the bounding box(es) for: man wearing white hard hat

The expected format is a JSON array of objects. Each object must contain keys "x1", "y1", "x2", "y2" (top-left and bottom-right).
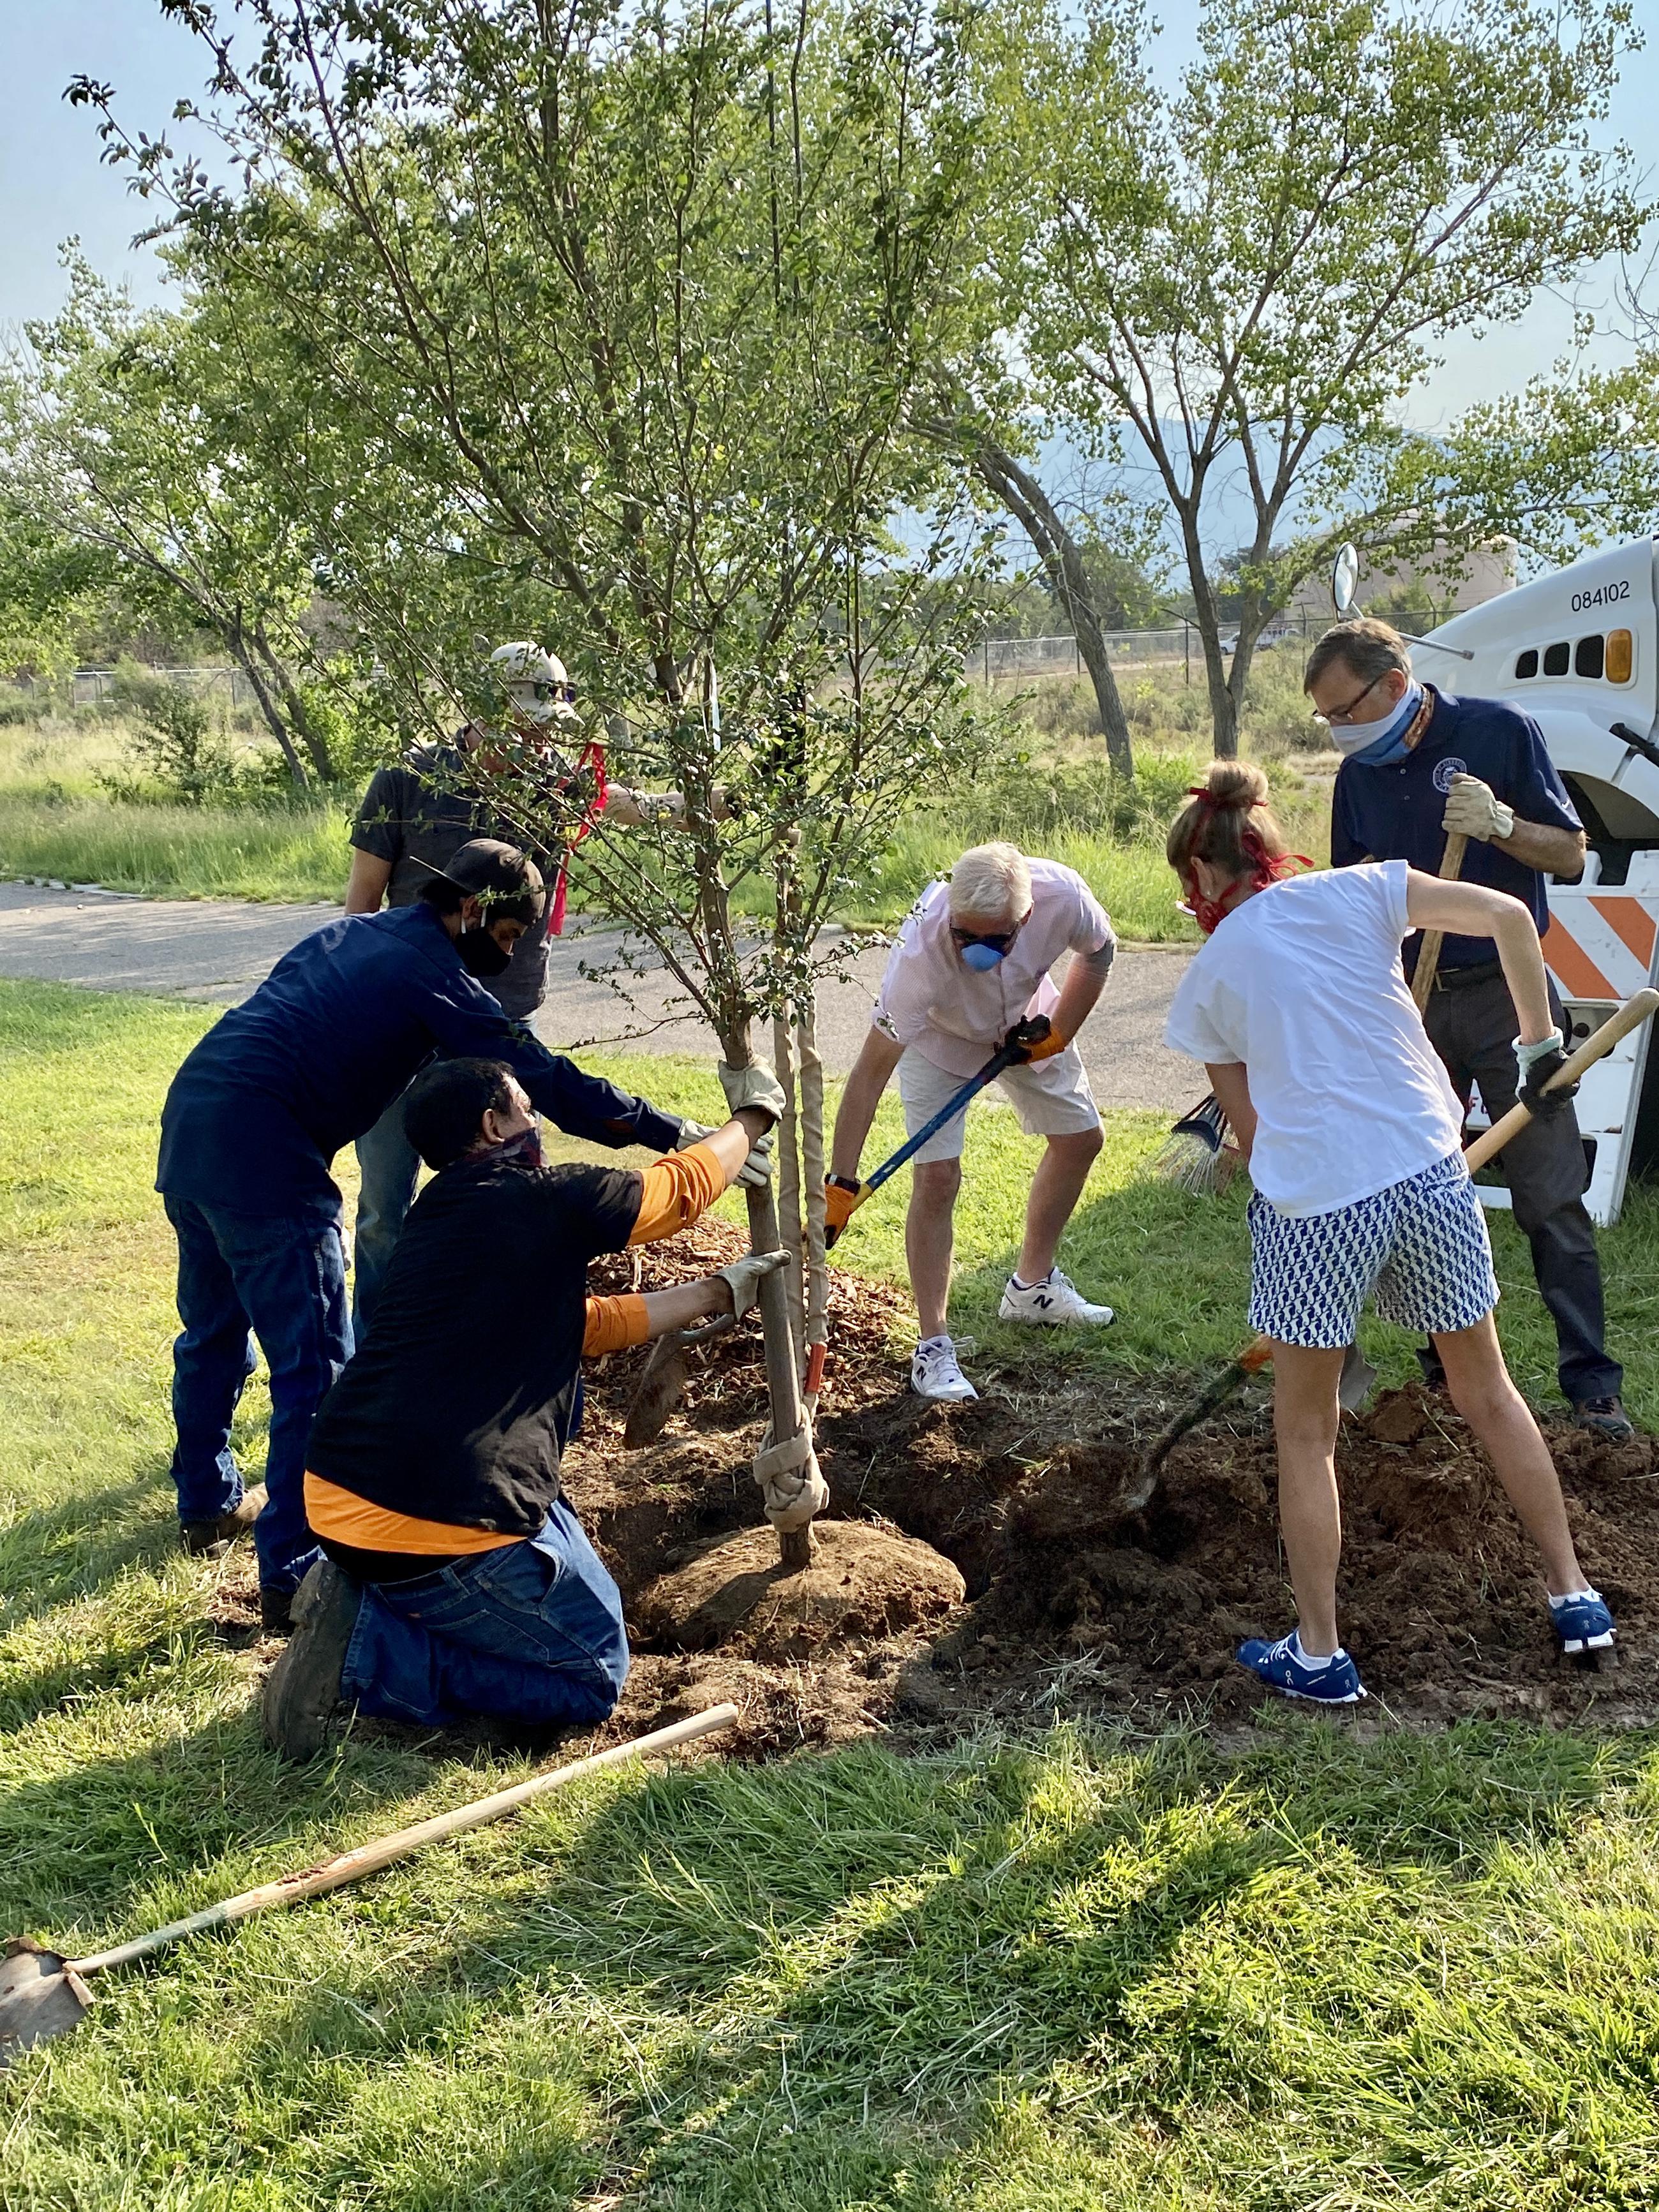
[{"x1": 344, "y1": 641, "x2": 732, "y2": 1337}]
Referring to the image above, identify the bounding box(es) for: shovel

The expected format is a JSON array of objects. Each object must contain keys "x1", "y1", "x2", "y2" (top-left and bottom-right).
[
  {"x1": 0, "y1": 1704, "x2": 738, "y2": 2064},
  {"x1": 1124, "y1": 985, "x2": 1659, "y2": 1515},
  {"x1": 623, "y1": 1312, "x2": 736, "y2": 1448}
]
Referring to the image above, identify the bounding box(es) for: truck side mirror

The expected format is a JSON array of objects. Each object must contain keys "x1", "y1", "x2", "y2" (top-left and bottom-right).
[{"x1": 1332, "y1": 544, "x2": 1360, "y2": 620}]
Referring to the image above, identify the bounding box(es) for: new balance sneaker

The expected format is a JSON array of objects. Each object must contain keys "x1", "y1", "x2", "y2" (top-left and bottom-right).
[
  {"x1": 1550, "y1": 1587, "x2": 1616, "y2": 1656},
  {"x1": 1237, "y1": 1631, "x2": 1367, "y2": 1705},
  {"x1": 911, "y1": 1337, "x2": 979, "y2": 1402},
  {"x1": 998, "y1": 1269, "x2": 1115, "y2": 1327}
]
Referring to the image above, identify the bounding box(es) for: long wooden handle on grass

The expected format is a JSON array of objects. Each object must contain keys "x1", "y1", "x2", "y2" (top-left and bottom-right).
[
  {"x1": 1411, "y1": 831, "x2": 1469, "y2": 1009},
  {"x1": 67, "y1": 1704, "x2": 740, "y2": 1978},
  {"x1": 1230, "y1": 986, "x2": 1659, "y2": 1373}
]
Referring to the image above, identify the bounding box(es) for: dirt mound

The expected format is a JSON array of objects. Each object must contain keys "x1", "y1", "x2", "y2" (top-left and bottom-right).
[
  {"x1": 534, "y1": 1234, "x2": 1659, "y2": 1741},
  {"x1": 633, "y1": 1520, "x2": 964, "y2": 1663},
  {"x1": 814, "y1": 1380, "x2": 1659, "y2": 1725}
]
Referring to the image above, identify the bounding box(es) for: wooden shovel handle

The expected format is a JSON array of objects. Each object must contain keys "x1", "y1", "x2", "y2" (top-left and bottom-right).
[
  {"x1": 1463, "y1": 986, "x2": 1659, "y2": 1174},
  {"x1": 1411, "y1": 831, "x2": 1468, "y2": 1009},
  {"x1": 70, "y1": 1704, "x2": 740, "y2": 1977}
]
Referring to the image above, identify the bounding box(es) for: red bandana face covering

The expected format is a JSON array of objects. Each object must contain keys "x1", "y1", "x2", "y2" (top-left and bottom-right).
[{"x1": 1182, "y1": 791, "x2": 1309, "y2": 935}]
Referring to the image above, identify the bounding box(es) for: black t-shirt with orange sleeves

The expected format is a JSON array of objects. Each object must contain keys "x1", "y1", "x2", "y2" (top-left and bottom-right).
[{"x1": 304, "y1": 1138, "x2": 723, "y2": 1581}]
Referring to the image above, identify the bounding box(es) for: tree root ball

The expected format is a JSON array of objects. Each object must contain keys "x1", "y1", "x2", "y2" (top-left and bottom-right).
[{"x1": 632, "y1": 1521, "x2": 965, "y2": 1665}]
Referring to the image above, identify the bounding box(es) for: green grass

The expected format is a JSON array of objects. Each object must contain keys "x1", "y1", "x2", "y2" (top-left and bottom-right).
[
  {"x1": 6, "y1": 977, "x2": 1659, "y2": 2208},
  {"x1": 0, "y1": 722, "x2": 350, "y2": 902}
]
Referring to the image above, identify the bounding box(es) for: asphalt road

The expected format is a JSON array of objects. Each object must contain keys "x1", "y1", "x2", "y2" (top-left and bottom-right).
[{"x1": 0, "y1": 880, "x2": 1201, "y2": 1113}]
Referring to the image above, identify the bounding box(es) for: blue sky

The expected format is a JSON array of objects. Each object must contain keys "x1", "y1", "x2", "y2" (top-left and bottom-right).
[{"x1": 3, "y1": 0, "x2": 1653, "y2": 436}]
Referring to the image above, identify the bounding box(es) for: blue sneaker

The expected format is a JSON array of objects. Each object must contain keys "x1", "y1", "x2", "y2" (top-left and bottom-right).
[
  {"x1": 1237, "y1": 1632, "x2": 1367, "y2": 1705},
  {"x1": 1550, "y1": 1589, "x2": 1616, "y2": 1656}
]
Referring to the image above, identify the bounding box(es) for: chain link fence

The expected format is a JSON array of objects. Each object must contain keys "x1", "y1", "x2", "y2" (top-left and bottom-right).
[
  {"x1": 967, "y1": 612, "x2": 1315, "y2": 685},
  {"x1": 71, "y1": 667, "x2": 266, "y2": 711}
]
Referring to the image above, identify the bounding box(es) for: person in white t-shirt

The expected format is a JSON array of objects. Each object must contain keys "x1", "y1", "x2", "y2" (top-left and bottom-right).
[
  {"x1": 826, "y1": 842, "x2": 1119, "y2": 1402},
  {"x1": 1163, "y1": 761, "x2": 1614, "y2": 1704}
]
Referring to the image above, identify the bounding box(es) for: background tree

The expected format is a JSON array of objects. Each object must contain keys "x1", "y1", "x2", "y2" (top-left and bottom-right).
[
  {"x1": 990, "y1": 0, "x2": 1644, "y2": 754},
  {"x1": 0, "y1": 263, "x2": 338, "y2": 785}
]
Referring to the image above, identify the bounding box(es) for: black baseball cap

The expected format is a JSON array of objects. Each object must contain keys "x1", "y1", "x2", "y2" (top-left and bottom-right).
[{"x1": 433, "y1": 838, "x2": 546, "y2": 924}]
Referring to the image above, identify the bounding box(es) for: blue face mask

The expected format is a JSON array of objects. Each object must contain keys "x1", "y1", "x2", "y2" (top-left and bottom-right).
[
  {"x1": 1334, "y1": 682, "x2": 1424, "y2": 766},
  {"x1": 959, "y1": 940, "x2": 1006, "y2": 971}
]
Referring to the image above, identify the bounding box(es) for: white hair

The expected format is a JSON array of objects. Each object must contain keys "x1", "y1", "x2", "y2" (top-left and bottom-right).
[{"x1": 948, "y1": 842, "x2": 1032, "y2": 924}]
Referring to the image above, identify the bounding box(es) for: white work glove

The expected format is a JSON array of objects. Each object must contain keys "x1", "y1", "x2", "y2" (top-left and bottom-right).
[
  {"x1": 1442, "y1": 773, "x2": 1514, "y2": 843},
  {"x1": 714, "y1": 1247, "x2": 788, "y2": 1321},
  {"x1": 718, "y1": 1059, "x2": 787, "y2": 1129},
  {"x1": 752, "y1": 1418, "x2": 830, "y2": 1533},
  {"x1": 673, "y1": 1117, "x2": 774, "y2": 1188}
]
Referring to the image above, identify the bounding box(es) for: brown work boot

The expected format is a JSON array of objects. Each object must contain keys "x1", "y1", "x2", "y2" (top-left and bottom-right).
[
  {"x1": 1573, "y1": 1395, "x2": 1635, "y2": 1443},
  {"x1": 262, "y1": 1561, "x2": 362, "y2": 1761},
  {"x1": 180, "y1": 1483, "x2": 267, "y2": 1556}
]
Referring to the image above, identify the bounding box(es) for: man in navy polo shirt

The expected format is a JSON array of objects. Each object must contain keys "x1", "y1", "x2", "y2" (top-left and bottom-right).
[
  {"x1": 156, "y1": 838, "x2": 693, "y2": 1631},
  {"x1": 1307, "y1": 618, "x2": 1630, "y2": 1439}
]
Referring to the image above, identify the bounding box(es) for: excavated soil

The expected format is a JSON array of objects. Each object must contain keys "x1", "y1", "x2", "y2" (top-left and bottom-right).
[{"x1": 230, "y1": 1219, "x2": 1659, "y2": 1762}]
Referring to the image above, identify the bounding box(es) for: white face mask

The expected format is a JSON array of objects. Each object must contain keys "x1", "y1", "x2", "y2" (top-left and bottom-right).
[{"x1": 1330, "y1": 681, "x2": 1424, "y2": 762}]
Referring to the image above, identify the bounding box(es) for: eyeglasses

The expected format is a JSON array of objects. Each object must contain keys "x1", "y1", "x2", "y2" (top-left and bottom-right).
[
  {"x1": 1311, "y1": 673, "x2": 1387, "y2": 728},
  {"x1": 526, "y1": 680, "x2": 579, "y2": 705}
]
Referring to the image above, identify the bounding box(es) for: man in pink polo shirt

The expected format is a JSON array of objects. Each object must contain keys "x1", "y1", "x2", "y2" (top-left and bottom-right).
[{"x1": 826, "y1": 842, "x2": 1118, "y2": 1400}]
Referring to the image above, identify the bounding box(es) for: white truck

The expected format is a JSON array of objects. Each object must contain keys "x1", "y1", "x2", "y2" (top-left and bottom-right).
[{"x1": 1415, "y1": 535, "x2": 1659, "y2": 1224}]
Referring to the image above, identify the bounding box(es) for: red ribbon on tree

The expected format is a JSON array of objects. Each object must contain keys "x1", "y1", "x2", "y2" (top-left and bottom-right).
[{"x1": 547, "y1": 739, "x2": 609, "y2": 937}]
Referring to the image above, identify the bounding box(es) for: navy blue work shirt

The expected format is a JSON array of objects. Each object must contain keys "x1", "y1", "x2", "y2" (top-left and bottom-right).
[
  {"x1": 156, "y1": 902, "x2": 682, "y2": 1217},
  {"x1": 1330, "y1": 688, "x2": 1582, "y2": 974}
]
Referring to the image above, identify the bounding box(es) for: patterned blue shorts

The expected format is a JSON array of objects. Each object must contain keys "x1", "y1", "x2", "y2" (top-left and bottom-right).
[{"x1": 1248, "y1": 1152, "x2": 1498, "y2": 1348}]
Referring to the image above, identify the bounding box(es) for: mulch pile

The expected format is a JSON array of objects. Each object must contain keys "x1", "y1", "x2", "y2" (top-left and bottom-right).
[{"x1": 570, "y1": 1223, "x2": 1659, "y2": 1751}]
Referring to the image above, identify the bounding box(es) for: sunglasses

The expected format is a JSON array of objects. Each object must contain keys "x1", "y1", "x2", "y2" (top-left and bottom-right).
[{"x1": 950, "y1": 922, "x2": 1023, "y2": 954}]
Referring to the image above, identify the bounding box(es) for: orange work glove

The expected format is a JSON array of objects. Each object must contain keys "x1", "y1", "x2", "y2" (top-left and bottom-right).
[
  {"x1": 1002, "y1": 1016, "x2": 1069, "y2": 1064},
  {"x1": 823, "y1": 1175, "x2": 865, "y2": 1249}
]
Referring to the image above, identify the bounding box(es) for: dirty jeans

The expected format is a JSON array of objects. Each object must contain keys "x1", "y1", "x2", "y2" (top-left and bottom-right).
[
  {"x1": 338, "y1": 1502, "x2": 629, "y2": 1728},
  {"x1": 1424, "y1": 966, "x2": 1622, "y2": 1404},
  {"x1": 164, "y1": 1194, "x2": 351, "y2": 1594}
]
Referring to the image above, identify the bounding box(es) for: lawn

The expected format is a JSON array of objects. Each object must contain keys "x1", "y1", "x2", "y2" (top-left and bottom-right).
[{"x1": 4, "y1": 977, "x2": 1659, "y2": 2209}]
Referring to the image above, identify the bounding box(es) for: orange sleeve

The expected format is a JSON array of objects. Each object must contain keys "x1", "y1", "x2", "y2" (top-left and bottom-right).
[
  {"x1": 627, "y1": 1140, "x2": 725, "y2": 1245},
  {"x1": 583, "y1": 1293, "x2": 650, "y2": 1355}
]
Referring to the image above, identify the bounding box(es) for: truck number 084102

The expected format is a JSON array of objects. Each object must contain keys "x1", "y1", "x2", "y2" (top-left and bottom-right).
[{"x1": 1572, "y1": 579, "x2": 1632, "y2": 612}]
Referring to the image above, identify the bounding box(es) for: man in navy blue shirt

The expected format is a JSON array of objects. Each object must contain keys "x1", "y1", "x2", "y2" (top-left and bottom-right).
[
  {"x1": 1309, "y1": 618, "x2": 1629, "y2": 1438},
  {"x1": 156, "y1": 839, "x2": 690, "y2": 1629}
]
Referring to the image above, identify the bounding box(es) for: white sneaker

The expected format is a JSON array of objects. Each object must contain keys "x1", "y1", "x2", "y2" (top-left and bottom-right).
[
  {"x1": 998, "y1": 1269, "x2": 1115, "y2": 1327},
  {"x1": 911, "y1": 1337, "x2": 979, "y2": 1401}
]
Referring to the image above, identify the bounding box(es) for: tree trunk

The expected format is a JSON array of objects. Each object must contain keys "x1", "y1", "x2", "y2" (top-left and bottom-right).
[
  {"x1": 253, "y1": 621, "x2": 339, "y2": 783},
  {"x1": 222, "y1": 616, "x2": 311, "y2": 791},
  {"x1": 723, "y1": 1015, "x2": 815, "y2": 1571},
  {"x1": 796, "y1": 1000, "x2": 828, "y2": 1409},
  {"x1": 1176, "y1": 512, "x2": 1239, "y2": 759},
  {"x1": 963, "y1": 438, "x2": 1136, "y2": 779}
]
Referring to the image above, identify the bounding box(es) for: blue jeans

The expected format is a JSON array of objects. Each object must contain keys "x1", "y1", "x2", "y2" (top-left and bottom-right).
[
  {"x1": 339, "y1": 1503, "x2": 629, "y2": 1729},
  {"x1": 165, "y1": 1195, "x2": 352, "y2": 1594},
  {"x1": 352, "y1": 1090, "x2": 422, "y2": 1346}
]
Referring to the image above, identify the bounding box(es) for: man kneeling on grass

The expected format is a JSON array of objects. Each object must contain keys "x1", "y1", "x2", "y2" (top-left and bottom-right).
[
  {"x1": 262, "y1": 1053, "x2": 785, "y2": 1760},
  {"x1": 1162, "y1": 761, "x2": 1615, "y2": 1705}
]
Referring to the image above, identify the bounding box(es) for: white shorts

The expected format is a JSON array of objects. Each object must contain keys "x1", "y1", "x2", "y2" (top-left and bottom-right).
[
  {"x1": 897, "y1": 1044, "x2": 1100, "y2": 1164},
  {"x1": 1247, "y1": 1152, "x2": 1499, "y2": 1348}
]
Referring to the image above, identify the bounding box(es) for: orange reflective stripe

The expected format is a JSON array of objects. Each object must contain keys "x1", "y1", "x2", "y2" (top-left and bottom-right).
[
  {"x1": 303, "y1": 1473, "x2": 519, "y2": 1557},
  {"x1": 1543, "y1": 919, "x2": 1619, "y2": 1002},
  {"x1": 1589, "y1": 897, "x2": 1657, "y2": 971}
]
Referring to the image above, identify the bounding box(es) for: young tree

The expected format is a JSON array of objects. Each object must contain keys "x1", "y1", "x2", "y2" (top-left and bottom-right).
[
  {"x1": 83, "y1": 0, "x2": 995, "y2": 1558},
  {"x1": 1001, "y1": 0, "x2": 1644, "y2": 753},
  {"x1": 0, "y1": 264, "x2": 339, "y2": 785}
]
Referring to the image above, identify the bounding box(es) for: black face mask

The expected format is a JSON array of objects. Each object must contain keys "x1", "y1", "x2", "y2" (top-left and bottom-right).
[{"x1": 456, "y1": 926, "x2": 512, "y2": 979}]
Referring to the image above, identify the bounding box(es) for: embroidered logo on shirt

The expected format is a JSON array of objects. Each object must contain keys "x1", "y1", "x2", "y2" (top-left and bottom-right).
[{"x1": 1432, "y1": 755, "x2": 1468, "y2": 794}]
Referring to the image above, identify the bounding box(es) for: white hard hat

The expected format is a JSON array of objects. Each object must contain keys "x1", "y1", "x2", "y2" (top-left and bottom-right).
[{"x1": 488, "y1": 640, "x2": 574, "y2": 728}]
